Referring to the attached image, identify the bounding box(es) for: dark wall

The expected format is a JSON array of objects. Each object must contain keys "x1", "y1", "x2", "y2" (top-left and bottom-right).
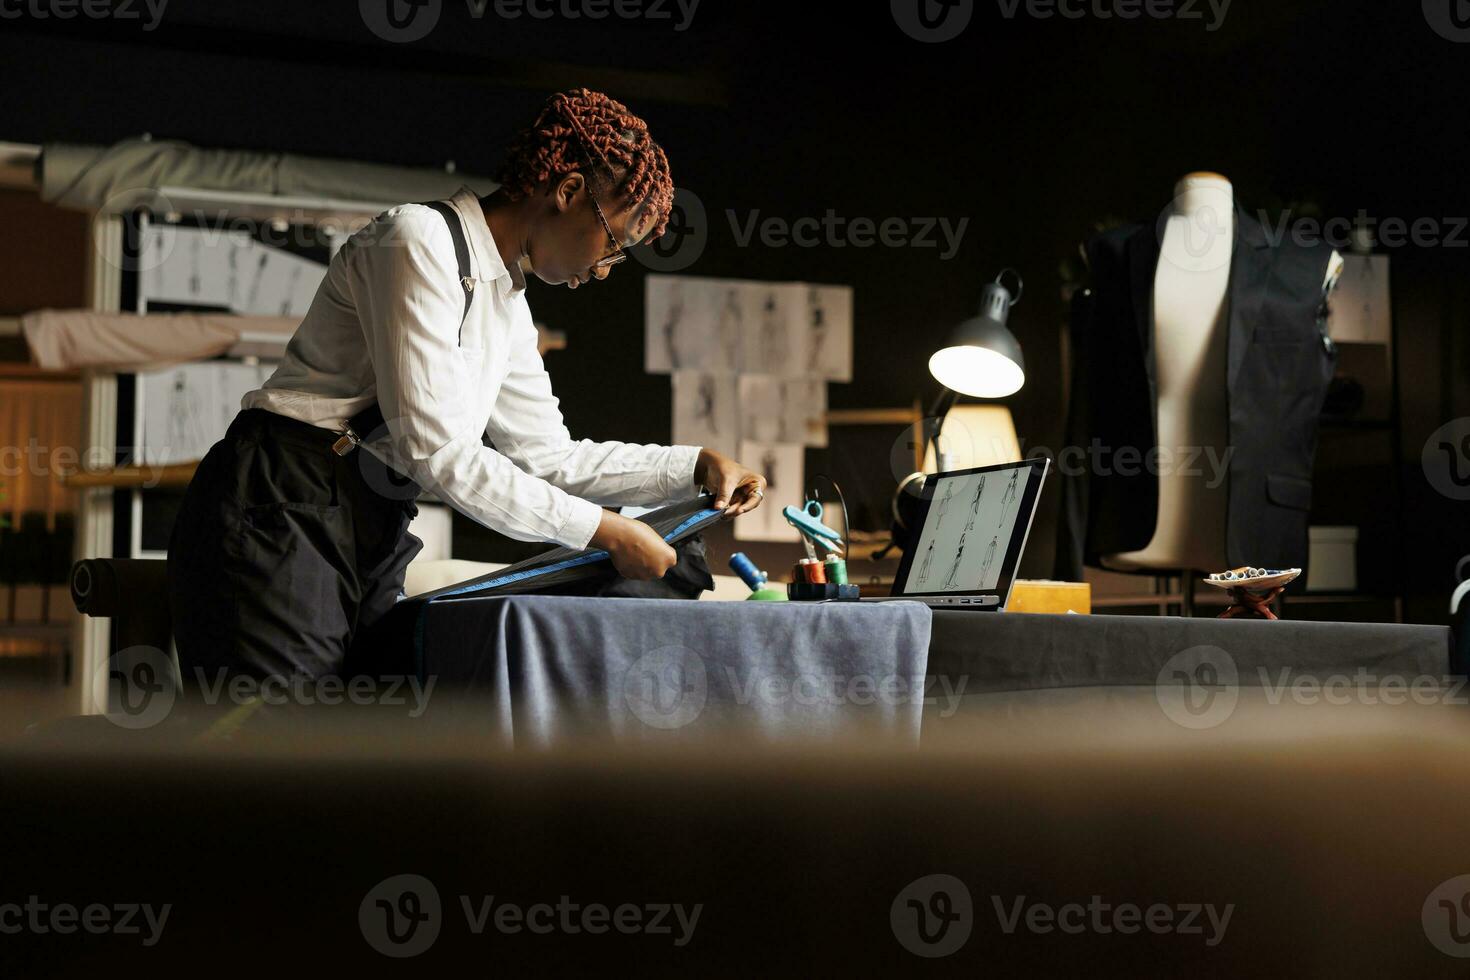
[{"x1": 2, "y1": 1, "x2": 1467, "y2": 618}]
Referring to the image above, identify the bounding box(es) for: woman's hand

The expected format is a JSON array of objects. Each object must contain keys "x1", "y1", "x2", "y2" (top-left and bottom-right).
[
  {"x1": 695, "y1": 449, "x2": 767, "y2": 517},
  {"x1": 591, "y1": 510, "x2": 678, "y2": 580}
]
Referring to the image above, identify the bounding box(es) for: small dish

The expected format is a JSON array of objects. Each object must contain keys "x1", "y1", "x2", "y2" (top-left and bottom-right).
[{"x1": 1202, "y1": 567, "x2": 1302, "y2": 591}]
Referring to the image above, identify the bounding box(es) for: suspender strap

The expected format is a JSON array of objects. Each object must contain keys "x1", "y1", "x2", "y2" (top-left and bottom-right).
[
  {"x1": 333, "y1": 199, "x2": 476, "y2": 455},
  {"x1": 421, "y1": 200, "x2": 475, "y2": 343}
]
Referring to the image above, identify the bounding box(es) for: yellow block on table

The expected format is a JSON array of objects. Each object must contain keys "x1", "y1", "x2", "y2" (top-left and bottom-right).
[{"x1": 1008, "y1": 580, "x2": 1091, "y2": 615}]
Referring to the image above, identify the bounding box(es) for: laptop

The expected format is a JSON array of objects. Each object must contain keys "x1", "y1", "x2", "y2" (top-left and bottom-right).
[{"x1": 861, "y1": 457, "x2": 1050, "y2": 610}]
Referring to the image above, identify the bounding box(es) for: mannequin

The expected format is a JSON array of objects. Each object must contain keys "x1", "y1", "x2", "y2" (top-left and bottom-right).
[{"x1": 1104, "y1": 173, "x2": 1343, "y2": 575}]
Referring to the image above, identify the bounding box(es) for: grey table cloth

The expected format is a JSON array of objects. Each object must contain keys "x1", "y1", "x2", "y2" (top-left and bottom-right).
[
  {"x1": 362, "y1": 598, "x2": 1452, "y2": 742},
  {"x1": 927, "y1": 611, "x2": 1452, "y2": 693},
  {"x1": 369, "y1": 595, "x2": 934, "y2": 744},
  {"x1": 925, "y1": 610, "x2": 1456, "y2": 736}
]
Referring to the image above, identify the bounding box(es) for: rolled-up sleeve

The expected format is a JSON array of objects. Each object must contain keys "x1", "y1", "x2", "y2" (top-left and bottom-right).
[
  {"x1": 487, "y1": 303, "x2": 703, "y2": 508},
  {"x1": 349, "y1": 209, "x2": 606, "y2": 549}
]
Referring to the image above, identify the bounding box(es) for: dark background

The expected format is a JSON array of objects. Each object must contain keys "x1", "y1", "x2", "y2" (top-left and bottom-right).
[{"x1": 2, "y1": 0, "x2": 1468, "y2": 622}]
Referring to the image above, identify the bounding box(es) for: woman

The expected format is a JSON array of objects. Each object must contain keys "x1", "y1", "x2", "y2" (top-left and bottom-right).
[{"x1": 167, "y1": 88, "x2": 766, "y2": 683}]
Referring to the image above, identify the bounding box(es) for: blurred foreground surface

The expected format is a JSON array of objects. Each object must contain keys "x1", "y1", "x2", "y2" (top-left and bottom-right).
[{"x1": 3, "y1": 687, "x2": 1470, "y2": 976}]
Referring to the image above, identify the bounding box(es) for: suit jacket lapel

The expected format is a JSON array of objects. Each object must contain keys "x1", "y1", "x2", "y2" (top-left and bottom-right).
[{"x1": 1226, "y1": 205, "x2": 1271, "y2": 391}]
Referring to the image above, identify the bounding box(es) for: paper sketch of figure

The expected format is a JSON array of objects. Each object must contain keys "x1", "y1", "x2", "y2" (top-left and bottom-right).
[
  {"x1": 916, "y1": 540, "x2": 936, "y2": 585},
  {"x1": 188, "y1": 238, "x2": 202, "y2": 297},
  {"x1": 279, "y1": 264, "x2": 305, "y2": 316},
  {"x1": 738, "y1": 375, "x2": 781, "y2": 444},
  {"x1": 935, "y1": 482, "x2": 955, "y2": 528},
  {"x1": 806, "y1": 286, "x2": 827, "y2": 374},
  {"x1": 227, "y1": 241, "x2": 240, "y2": 309},
  {"x1": 762, "y1": 447, "x2": 778, "y2": 491},
  {"x1": 980, "y1": 534, "x2": 999, "y2": 583},
  {"x1": 759, "y1": 290, "x2": 787, "y2": 373},
  {"x1": 166, "y1": 371, "x2": 207, "y2": 456},
  {"x1": 673, "y1": 371, "x2": 736, "y2": 458},
  {"x1": 963, "y1": 475, "x2": 986, "y2": 532},
  {"x1": 244, "y1": 252, "x2": 270, "y2": 310},
  {"x1": 696, "y1": 375, "x2": 719, "y2": 434},
  {"x1": 998, "y1": 468, "x2": 1019, "y2": 525},
  {"x1": 785, "y1": 378, "x2": 827, "y2": 447},
  {"x1": 663, "y1": 280, "x2": 687, "y2": 369},
  {"x1": 717, "y1": 288, "x2": 743, "y2": 369},
  {"x1": 941, "y1": 531, "x2": 967, "y2": 591}
]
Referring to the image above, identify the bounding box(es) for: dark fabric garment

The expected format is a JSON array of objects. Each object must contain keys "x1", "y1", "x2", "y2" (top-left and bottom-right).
[
  {"x1": 1054, "y1": 205, "x2": 1337, "y2": 581},
  {"x1": 1053, "y1": 283, "x2": 1094, "y2": 581},
  {"x1": 167, "y1": 408, "x2": 424, "y2": 683},
  {"x1": 427, "y1": 533, "x2": 714, "y2": 602},
  {"x1": 593, "y1": 534, "x2": 714, "y2": 599}
]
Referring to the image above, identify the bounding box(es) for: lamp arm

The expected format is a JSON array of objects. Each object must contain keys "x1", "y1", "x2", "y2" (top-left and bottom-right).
[{"x1": 924, "y1": 385, "x2": 962, "y2": 471}]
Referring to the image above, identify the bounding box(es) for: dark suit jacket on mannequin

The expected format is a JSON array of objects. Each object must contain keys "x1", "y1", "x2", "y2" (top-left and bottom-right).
[{"x1": 1055, "y1": 205, "x2": 1338, "y2": 581}]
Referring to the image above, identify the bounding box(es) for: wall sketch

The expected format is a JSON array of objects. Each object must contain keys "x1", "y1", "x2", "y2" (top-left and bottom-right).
[
  {"x1": 142, "y1": 225, "x2": 325, "y2": 317},
  {"x1": 672, "y1": 370, "x2": 738, "y2": 459},
  {"x1": 733, "y1": 439, "x2": 804, "y2": 543},
  {"x1": 647, "y1": 275, "x2": 853, "y2": 532},
  {"x1": 138, "y1": 361, "x2": 275, "y2": 465}
]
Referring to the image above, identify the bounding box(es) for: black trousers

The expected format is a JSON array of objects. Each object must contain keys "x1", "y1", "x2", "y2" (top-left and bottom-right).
[{"x1": 167, "y1": 408, "x2": 423, "y2": 682}]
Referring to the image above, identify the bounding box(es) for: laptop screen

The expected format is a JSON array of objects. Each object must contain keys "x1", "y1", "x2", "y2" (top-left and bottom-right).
[{"x1": 891, "y1": 458, "x2": 1048, "y2": 605}]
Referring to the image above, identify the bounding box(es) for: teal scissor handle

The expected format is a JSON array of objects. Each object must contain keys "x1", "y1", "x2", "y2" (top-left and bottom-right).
[{"x1": 782, "y1": 502, "x2": 843, "y2": 552}]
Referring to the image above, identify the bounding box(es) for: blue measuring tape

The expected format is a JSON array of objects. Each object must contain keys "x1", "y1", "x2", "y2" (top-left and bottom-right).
[{"x1": 426, "y1": 508, "x2": 724, "y2": 602}]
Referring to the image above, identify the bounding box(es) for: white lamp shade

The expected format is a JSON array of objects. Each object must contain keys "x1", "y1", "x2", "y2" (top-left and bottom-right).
[{"x1": 928, "y1": 344, "x2": 1026, "y2": 398}]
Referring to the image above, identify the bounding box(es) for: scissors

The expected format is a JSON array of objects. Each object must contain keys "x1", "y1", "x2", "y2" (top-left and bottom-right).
[{"x1": 782, "y1": 499, "x2": 844, "y2": 560}]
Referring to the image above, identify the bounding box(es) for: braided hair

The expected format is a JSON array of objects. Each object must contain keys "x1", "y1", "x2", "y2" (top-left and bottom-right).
[{"x1": 495, "y1": 88, "x2": 676, "y2": 242}]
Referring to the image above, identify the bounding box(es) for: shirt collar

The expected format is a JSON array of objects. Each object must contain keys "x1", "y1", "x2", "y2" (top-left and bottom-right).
[{"x1": 450, "y1": 185, "x2": 527, "y2": 294}]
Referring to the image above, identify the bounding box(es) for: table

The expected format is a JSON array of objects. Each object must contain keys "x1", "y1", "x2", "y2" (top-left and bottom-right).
[
  {"x1": 927, "y1": 610, "x2": 1451, "y2": 693},
  {"x1": 357, "y1": 594, "x2": 934, "y2": 744},
  {"x1": 358, "y1": 598, "x2": 1452, "y2": 743},
  {"x1": 924, "y1": 609, "x2": 1454, "y2": 737}
]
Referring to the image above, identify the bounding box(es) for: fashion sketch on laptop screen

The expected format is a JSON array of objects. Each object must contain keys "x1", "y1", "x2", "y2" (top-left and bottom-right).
[{"x1": 905, "y1": 463, "x2": 1034, "y2": 594}]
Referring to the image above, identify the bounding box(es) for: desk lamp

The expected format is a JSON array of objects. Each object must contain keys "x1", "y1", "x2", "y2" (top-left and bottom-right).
[
  {"x1": 925, "y1": 269, "x2": 1025, "y2": 469},
  {"x1": 883, "y1": 269, "x2": 1027, "y2": 556}
]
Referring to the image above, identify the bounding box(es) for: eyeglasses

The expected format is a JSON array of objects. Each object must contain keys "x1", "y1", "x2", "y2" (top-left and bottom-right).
[{"x1": 587, "y1": 189, "x2": 627, "y2": 270}]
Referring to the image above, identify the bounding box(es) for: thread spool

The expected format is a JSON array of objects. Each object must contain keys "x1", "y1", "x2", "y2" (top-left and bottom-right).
[
  {"x1": 824, "y1": 556, "x2": 848, "y2": 585},
  {"x1": 729, "y1": 552, "x2": 767, "y2": 591}
]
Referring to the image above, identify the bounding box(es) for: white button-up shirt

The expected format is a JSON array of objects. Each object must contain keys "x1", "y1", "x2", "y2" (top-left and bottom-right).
[{"x1": 241, "y1": 186, "x2": 701, "y2": 550}]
